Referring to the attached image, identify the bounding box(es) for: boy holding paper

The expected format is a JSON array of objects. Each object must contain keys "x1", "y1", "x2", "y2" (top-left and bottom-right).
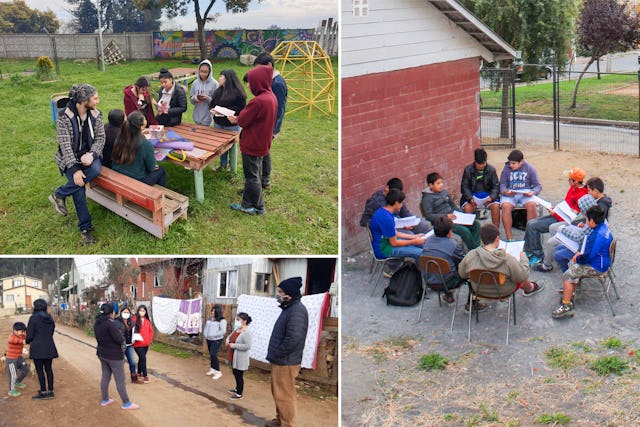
[
  {"x1": 523, "y1": 167, "x2": 588, "y2": 265},
  {"x1": 422, "y1": 172, "x2": 481, "y2": 250},
  {"x1": 460, "y1": 148, "x2": 501, "y2": 228},
  {"x1": 552, "y1": 206, "x2": 613, "y2": 319}
]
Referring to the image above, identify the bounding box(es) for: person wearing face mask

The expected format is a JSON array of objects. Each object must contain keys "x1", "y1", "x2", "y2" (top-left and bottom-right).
[
  {"x1": 132, "y1": 305, "x2": 154, "y2": 384},
  {"x1": 94, "y1": 303, "x2": 139, "y2": 410},
  {"x1": 225, "y1": 312, "x2": 252, "y2": 400},
  {"x1": 265, "y1": 277, "x2": 309, "y2": 427},
  {"x1": 115, "y1": 306, "x2": 138, "y2": 383}
]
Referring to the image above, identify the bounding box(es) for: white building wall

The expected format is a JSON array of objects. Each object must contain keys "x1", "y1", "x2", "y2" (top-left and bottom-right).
[
  {"x1": 278, "y1": 259, "x2": 308, "y2": 295},
  {"x1": 341, "y1": 0, "x2": 493, "y2": 78}
]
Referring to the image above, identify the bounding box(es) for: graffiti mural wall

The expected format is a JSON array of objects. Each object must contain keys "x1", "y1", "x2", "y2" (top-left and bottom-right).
[{"x1": 153, "y1": 29, "x2": 314, "y2": 59}]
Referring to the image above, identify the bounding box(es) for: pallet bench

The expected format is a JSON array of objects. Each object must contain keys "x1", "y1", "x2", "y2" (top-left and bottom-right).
[{"x1": 86, "y1": 167, "x2": 188, "y2": 238}]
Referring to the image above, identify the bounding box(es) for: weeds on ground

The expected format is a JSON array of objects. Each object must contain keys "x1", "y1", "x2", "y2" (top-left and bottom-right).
[
  {"x1": 536, "y1": 413, "x2": 571, "y2": 425},
  {"x1": 590, "y1": 356, "x2": 628, "y2": 376},
  {"x1": 601, "y1": 336, "x2": 624, "y2": 350},
  {"x1": 545, "y1": 346, "x2": 579, "y2": 370},
  {"x1": 418, "y1": 353, "x2": 448, "y2": 371},
  {"x1": 360, "y1": 336, "x2": 419, "y2": 364},
  {"x1": 150, "y1": 342, "x2": 192, "y2": 358}
]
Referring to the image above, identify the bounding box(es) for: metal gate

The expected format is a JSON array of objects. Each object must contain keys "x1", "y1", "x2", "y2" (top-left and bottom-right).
[{"x1": 479, "y1": 68, "x2": 516, "y2": 148}]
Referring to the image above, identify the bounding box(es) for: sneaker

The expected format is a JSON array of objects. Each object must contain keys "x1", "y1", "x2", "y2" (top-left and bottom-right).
[
  {"x1": 121, "y1": 402, "x2": 140, "y2": 410},
  {"x1": 32, "y1": 391, "x2": 48, "y2": 400},
  {"x1": 523, "y1": 281, "x2": 544, "y2": 297},
  {"x1": 552, "y1": 302, "x2": 575, "y2": 319},
  {"x1": 464, "y1": 301, "x2": 489, "y2": 313},
  {"x1": 527, "y1": 255, "x2": 542, "y2": 266},
  {"x1": 255, "y1": 208, "x2": 266, "y2": 215},
  {"x1": 205, "y1": 368, "x2": 216, "y2": 376},
  {"x1": 14, "y1": 382, "x2": 27, "y2": 389},
  {"x1": 227, "y1": 389, "x2": 238, "y2": 394},
  {"x1": 101, "y1": 398, "x2": 115, "y2": 407},
  {"x1": 229, "y1": 393, "x2": 243, "y2": 400},
  {"x1": 48, "y1": 193, "x2": 68, "y2": 216},
  {"x1": 46, "y1": 391, "x2": 54, "y2": 399},
  {"x1": 440, "y1": 293, "x2": 455, "y2": 306},
  {"x1": 8, "y1": 390, "x2": 20, "y2": 397},
  {"x1": 230, "y1": 203, "x2": 256, "y2": 215},
  {"x1": 533, "y1": 262, "x2": 553, "y2": 272},
  {"x1": 143, "y1": 376, "x2": 149, "y2": 383},
  {"x1": 212, "y1": 372, "x2": 222, "y2": 380},
  {"x1": 80, "y1": 229, "x2": 96, "y2": 245}
]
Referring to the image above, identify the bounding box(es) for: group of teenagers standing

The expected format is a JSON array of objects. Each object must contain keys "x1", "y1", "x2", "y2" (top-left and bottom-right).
[
  {"x1": 363, "y1": 148, "x2": 614, "y2": 318},
  {"x1": 48, "y1": 52, "x2": 287, "y2": 245}
]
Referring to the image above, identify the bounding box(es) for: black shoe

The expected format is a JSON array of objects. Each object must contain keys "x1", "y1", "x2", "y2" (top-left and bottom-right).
[
  {"x1": 229, "y1": 393, "x2": 243, "y2": 400},
  {"x1": 464, "y1": 301, "x2": 489, "y2": 313},
  {"x1": 81, "y1": 229, "x2": 96, "y2": 245},
  {"x1": 49, "y1": 193, "x2": 68, "y2": 216},
  {"x1": 262, "y1": 183, "x2": 272, "y2": 190},
  {"x1": 533, "y1": 262, "x2": 553, "y2": 272},
  {"x1": 255, "y1": 208, "x2": 266, "y2": 215},
  {"x1": 32, "y1": 391, "x2": 48, "y2": 400},
  {"x1": 46, "y1": 390, "x2": 54, "y2": 399},
  {"x1": 227, "y1": 389, "x2": 237, "y2": 394}
]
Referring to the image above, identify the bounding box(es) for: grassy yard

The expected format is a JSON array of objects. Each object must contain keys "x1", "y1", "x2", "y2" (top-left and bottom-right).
[
  {"x1": 0, "y1": 57, "x2": 337, "y2": 254},
  {"x1": 482, "y1": 73, "x2": 639, "y2": 121}
]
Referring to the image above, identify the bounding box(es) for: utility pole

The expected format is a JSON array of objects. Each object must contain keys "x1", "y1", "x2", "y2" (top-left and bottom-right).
[{"x1": 96, "y1": 0, "x2": 105, "y2": 72}]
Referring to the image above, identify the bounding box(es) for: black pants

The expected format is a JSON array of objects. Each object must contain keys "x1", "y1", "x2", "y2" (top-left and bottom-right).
[
  {"x1": 33, "y1": 358, "x2": 54, "y2": 392},
  {"x1": 261, "y1": 153, "x2": 271, "y2": 186},
  {"x1": 241, "y1": 153, "x2": 264, "y2": 210},
  {"x1": 134, "y1": 346, "x2": 148, "y2": 376},
  {"x1": 207, "y1": 339, "x2": 222, "y2": 371},
  {"x1": 232, "y1": 368, "x2": 244, "y2": 395},
  {"x1": 141, "y1": 166, "x2": 167, "y2": 187}
]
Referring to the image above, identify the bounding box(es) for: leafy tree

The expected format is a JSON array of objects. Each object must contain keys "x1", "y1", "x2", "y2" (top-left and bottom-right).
[
  {"x1": 0, "y1": 0, "x2": 59, "y2": 33},
  {"x1": 134, "y1": 0, "x2": 260, "y2": 60},
  {"x1": 571, "y1": 0, "x2": 640, "y2": 108},
  {"x1": 67, "y1": 0, "x2": 161, "y2": 33},
  {"x1": 100, "y1": 258, "x2": 139, "y2": 299}
]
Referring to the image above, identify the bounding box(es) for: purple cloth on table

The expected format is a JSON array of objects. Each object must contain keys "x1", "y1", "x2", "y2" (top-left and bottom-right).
[{"x1": 149, "y1": 129, "x2": 194, "y2": 151}]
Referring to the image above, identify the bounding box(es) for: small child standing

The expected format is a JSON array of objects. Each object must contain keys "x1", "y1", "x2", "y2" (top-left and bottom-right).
[{"x1": 6, "y1": 322, "x2": 29, "y2": 397}]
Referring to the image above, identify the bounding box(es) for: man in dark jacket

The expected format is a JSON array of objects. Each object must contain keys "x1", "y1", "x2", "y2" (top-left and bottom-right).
[
  {"x1": 49, "y1": 83, "x2": 105, "y2": 245},
  {"x1": 460, "y1": 148, "x2": 501, "y2": 228},
  {"x1": 265, "y1": 277, "x2": 309, "y2": 427},
  {"x1": 155, "y1": 68, "x2": 187, "y2": 127},
  {"x1": 229, "y1": 65, "x2": 277, "y2": 215},
  {"x1": 26, "y1": 299, "x2": 59, "y2": 400},
  {"x1": 254, "y1": 53, "x2": 288, "y2": 190}
]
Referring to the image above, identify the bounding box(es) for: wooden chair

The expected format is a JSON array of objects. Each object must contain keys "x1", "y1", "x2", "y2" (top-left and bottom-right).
[
  {"x1": 418, "y1": 255, "x2": 462, "y2": 329},
  {"x1": 574, "y1": 239, "x2": 619, "y2": 316},
  {"x1": 467, "y1": 269, "x2": 517, "y2": 345},
  {"x1": 366, "y1": 227, "x2": 404, "y2": 297}
]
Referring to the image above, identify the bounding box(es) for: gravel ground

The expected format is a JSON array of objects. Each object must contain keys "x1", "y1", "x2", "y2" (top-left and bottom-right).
[{"x1": 341, "y1": 142, "x2": 640, "y2": 426}]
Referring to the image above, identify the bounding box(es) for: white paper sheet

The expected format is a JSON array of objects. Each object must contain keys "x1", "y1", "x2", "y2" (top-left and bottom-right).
[{"x1": 452, "y1": 211, "x2": 476, "y2": 225}]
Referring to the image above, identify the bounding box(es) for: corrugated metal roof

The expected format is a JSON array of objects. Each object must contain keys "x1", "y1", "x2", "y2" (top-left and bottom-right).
[{"x1": 428, "y1": 0, "x2": 516, "y2": 61}]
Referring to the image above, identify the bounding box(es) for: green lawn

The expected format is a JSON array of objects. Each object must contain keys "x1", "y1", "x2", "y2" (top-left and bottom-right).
[
  {"x1": 0, "y1": 58, "x2": 338, "y2": 254},
  {"x1": 482, "y1": 73, "x2": 639, "y2": 122}
]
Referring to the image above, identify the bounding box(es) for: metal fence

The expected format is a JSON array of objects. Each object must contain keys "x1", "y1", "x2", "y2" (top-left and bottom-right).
[{"x1": 480, "y1": 65, "x2": 640, "y2": 156}]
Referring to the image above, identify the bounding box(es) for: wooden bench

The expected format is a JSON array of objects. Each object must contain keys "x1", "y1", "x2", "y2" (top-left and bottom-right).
[{"x1": 86, "y1": 167, "x2": 188, "y2": 238}]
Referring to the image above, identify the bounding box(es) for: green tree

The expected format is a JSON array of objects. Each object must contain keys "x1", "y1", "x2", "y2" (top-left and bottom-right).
[
  {"x1": 0, "y1": 0, "x2": 59, "y2": 33},
  {"x1": 100, "y1": 258, "x2": 139, "y2": 299},
  {"x1": 66, "y1": 0, "x2": 161, "y2": 33},
  {"x1": 571, "y1": 0, "x2": 640, "y2": 108},
  {"x1": 134, "y1": 0, "x2": 260, "y2": 60}
]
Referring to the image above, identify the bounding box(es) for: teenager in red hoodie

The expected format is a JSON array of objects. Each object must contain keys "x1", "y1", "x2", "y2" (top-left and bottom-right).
[{"x1": 229, "y1": 65, "x2": 277, "y2": 215}]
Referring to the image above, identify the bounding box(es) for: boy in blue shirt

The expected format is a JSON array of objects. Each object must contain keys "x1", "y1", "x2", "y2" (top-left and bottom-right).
[
  {"x1": 369, "y1": 189, "x2": 427, "y2": 263},
  {"x1": 552, "y1": 205, "x2": 613, "y2": 319}
]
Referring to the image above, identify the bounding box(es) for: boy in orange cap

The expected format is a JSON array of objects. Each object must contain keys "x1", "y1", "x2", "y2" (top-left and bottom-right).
[{"x1": 523, "y1": 167, "x2": 588, "y2": 265}]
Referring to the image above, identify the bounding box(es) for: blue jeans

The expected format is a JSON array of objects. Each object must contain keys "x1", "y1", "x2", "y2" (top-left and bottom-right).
[
  {"x1": 55, "y1": 159, "x2": 102, "y2": 232},
  {"x1": 214, "y1": 123, "x2": 240, "y2": 167},
  {"x1": 124, "y1": 345, "x2": 136, "y2": 373},
  {"x1": 241, "y1": 153, "x2": 264, "y2": 210},
  {"x1": 523, "y1": 215, "x2": 558, "y2": 258},
  {"x1": 554, "y1": 245, "x2": 575, "y2": 273},
  {"x1": 390, "y1": 244, "x2": 424, "y2": 264},
  {"x1": 207, "y1": 339, "x2": 222, "y2": 371}
]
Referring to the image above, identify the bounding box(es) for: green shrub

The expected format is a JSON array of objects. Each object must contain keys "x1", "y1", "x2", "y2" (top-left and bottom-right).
[
  {"x1": 536, "y1": 413, "x2": 571, "y2": 425},
  {"x1": 418, "y1": 353, "x2": 448, "y2": 371},
  {"x1": 545, "y1": 347, "x2": 577, "y2": 370},
  {"x1": 36, "y1": 56, "x2": 54, "y2": 80},
  {"x1": 601, "y1": 336, "x2": 623, "y2": 350},
  {"x1": 590, "y1": 356, "x2": 628, "y2": 376}
]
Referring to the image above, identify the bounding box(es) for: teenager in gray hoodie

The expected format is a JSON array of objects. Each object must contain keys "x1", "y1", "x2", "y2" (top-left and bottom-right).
[{"x1": 190, "y1": 59, "x2": 219, "y2": 126}]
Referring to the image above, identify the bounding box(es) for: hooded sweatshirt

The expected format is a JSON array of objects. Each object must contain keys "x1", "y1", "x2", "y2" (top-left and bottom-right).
[
  {"x1": 94, "y1": 314, "x2": 125, "y2": 361},
  {"x1": 499, "y1": 161, "x2": 542, "y2": 195},
  {"x1": 237, "y1": 65, "x2": 278, "y2": 157},
  {"x1": 458, "y1": 245, "x2": 530, "y2": 296},
  {"x1": 26, "y1": 310, "x2": 59, "y2": 360},
  {"x1": 190, "y1": 59, "x2": 219, "y2": 125},
  {"x1": 421, "y1": 188, "x2": 456, "y2": 224},
  {"x1": 123, "y1": 84, "x2": 158, "y2": 126}
]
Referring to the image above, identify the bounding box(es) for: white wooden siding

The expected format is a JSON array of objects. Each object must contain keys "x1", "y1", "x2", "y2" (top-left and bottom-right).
[{"x1": 342, "y1": 0, "x2": 493, "y2": 78}]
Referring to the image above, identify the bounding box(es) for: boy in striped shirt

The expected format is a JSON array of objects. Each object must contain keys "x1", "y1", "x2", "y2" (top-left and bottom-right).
[{"x1": 6, "y1": 322, "x2": 29, "y2": 397}]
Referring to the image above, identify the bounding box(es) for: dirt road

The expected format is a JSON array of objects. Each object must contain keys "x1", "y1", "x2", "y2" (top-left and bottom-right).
[{"x1": 0, "y1": 315, "x2": 337, "y2": 427}]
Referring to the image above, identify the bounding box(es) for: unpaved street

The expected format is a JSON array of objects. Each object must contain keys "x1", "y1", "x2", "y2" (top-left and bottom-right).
[{"x1": 0, "y1": 315, "x2": 337, "y2": 427}]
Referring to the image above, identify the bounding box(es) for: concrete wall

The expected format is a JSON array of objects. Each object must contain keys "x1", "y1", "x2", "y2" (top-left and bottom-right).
[{"x1": 341, "y1": 57, "x2": 482, "y2": 254}]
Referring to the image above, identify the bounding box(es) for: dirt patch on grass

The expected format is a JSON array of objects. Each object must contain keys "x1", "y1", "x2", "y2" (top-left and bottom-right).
[{"x1": 602, "y1": 82, "x2": 639, "y2": 97}]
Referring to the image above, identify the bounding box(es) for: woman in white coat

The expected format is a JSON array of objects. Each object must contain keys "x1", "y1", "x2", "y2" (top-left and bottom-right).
[{"x1": 226, "y1": 312, "x2": 252, "y2": 400}]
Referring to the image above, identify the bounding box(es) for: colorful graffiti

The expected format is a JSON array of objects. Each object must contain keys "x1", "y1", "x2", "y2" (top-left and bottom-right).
[{"x1": 153, "y1": 29, "x2": 315, "y2": 59}]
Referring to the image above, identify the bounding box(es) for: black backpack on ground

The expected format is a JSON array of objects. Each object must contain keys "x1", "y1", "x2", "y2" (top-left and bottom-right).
[{"x1": 383, "y1": 261, "x2": 423, "y2": 306}]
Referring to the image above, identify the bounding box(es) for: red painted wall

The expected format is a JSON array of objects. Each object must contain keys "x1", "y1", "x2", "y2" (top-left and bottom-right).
[{"x1": 342, "y1": 57, "x2": 482, "y2": 254}]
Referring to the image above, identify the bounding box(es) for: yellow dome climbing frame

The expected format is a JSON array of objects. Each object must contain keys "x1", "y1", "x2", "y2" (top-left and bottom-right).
[{"x1": 270, "y1": 41, "x2": 336, "y2": 118}]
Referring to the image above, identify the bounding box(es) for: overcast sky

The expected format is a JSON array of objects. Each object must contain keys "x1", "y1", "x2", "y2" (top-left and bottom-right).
[{"x1": 11, "y1": 0, "x2": 338, "y2": 31}]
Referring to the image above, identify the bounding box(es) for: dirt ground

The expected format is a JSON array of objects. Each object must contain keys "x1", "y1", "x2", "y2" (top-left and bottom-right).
[
  {"x1": 0, "y1": 315, "x2": 337, "y2": 427},
  {"x1": 341, "y1": 141, "x2": 640, "y2": 426}
]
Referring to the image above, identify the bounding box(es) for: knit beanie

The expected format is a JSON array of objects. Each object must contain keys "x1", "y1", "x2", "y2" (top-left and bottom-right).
[
  {"x1": 69, "y1": 83, "x2": 97, "y2": 103},
  {"x1": 278, "y1": 277, "x2": 302, "y2": 299}
]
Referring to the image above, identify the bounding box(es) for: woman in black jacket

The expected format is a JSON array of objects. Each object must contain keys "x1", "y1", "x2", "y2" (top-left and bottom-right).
[
  {"x1": 94, "y1": 303, "x2": 139, "y2": 410},
  {"x1": 26, "y1": 299, "x2": 59, "y2": 400}
]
